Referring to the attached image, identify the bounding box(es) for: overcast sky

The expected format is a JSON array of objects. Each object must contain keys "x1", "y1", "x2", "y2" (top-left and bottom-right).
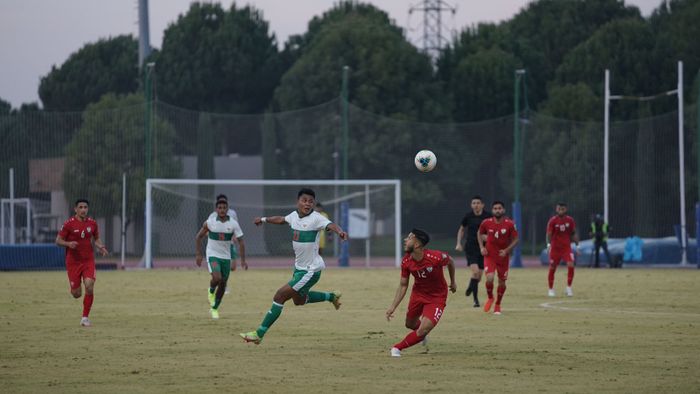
[{"x1": 0, "y1": 0, "x2": 663, "y2": 109}]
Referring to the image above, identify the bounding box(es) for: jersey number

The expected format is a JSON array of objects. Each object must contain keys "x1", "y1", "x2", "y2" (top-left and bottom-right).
[
  {"x1": 434, "y1": 308, "x2": 443, "y2": 321},
  {"x1": 80, "y1": 230, "x2": 85, "y2": 239},
  {"x1": 417, "y1": 270, "x2": 427, "y2": 278},
  {"x1": 293, "y1": 230, "x2": 299, "y2": 241}
]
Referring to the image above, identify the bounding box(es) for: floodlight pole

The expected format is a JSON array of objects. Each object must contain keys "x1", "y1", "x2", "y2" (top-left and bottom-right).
[
  {"x1": 512, "y1": 69, "x2": 526, "y2": 268},
  {"x1": 697, "y1": 68, "x2": 700, "y2": 269},
  {"x1": 144, "y1": 62, "x2": 155, "y2": 179},
  {"x1": 339, "y1": 66, "x2": 350, "y2": 267},
  {"x1": 604, "y1": 70, "x2": 611, "y2": 224},
  {"x1": 678, "y1": 61, "x2": 687, "y2": 266}
]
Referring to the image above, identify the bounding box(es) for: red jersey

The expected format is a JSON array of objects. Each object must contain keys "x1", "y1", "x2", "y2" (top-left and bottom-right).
[
  {"x1": 478, "y1": 217, "x2": 518, "y2": 255},
  {"x1": 401, "y1": 249, "x2": 450, "y2": 304},
  {"x1": 58, "y1": 216, "x2": 99, "y2": 263},
  {"x1": 547, "y1": 215, "x2": 576, "y2": 252}
]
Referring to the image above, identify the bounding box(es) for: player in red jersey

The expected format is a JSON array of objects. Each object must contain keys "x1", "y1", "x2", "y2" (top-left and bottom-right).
[
  {"x1": 55, "y1": 199, "x2": 108, "y2": 327},
  {"x1": 386, "y1": 228, "x2": 456, "y2": 357},
  {"x1": 477, "y1": 201, "x2": 518, "y2": 315},
  {"x1": 546, "y1": 202, "x2": 580, "y2": 297}
]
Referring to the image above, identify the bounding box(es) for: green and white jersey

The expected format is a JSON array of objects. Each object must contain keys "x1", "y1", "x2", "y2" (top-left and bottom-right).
[
  {"x1": 284, "y1": 210, "x2": 332, "y2": 272},
  {"x1": 208, "y1": 208, "x2": 238, "y2": 223},
  {"x1": 205, "y1": 215, "x2": 243, "y2": 260}
]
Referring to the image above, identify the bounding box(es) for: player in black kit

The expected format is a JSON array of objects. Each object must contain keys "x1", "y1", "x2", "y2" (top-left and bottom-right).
[{"x1": 455, "y1": 195, "x2": 492, "y2": 307}]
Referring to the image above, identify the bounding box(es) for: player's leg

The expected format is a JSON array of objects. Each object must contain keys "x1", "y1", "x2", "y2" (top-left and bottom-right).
[
  {"x1": 548, "y1": 252, "x2": 559, "y2": 296},
  {"x1": 80, "y1": 263, "x2": 96, "y2": 326},
  {"x1": 594, "y1": 243, "x2": 601, "y2": 268},
  {"x1": 392, "y1": 303, "x2": 443, "y2": 356},
  {"x1": 472, "y1": 257, "x2": 484, "y2": 307},
  {"x1": 465, "y1": 254, "x2": 480, "y2": 298},
  {"x1": 565, "y1": 252, "x2": 575, "y2": 296},
  {"x1": 67, "y1": 263, "x2": 82, "y2": 299},
  {"x1": 602, "y1": 242, "x2": 612, "y2": 268},
  {"x1": 483, "y1": 257, "x2": 496, "y2": 312},
  {"x1": 494, "y1": 264, "x2": 508, "y2": 314},
  {"x1": 212, "y1": 261, "x2": 231, "y2": 313},
  {"x1": 300, "y1": 271, "x2": 342, "y2": 309}
]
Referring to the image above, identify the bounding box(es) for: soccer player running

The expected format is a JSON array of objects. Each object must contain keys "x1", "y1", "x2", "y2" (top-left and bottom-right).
[
  {"x1": 455, "y1": 195, "x2": 491, "y2": 307},
  {"x1": 207, "y1": 194, "x2": 244, "y2": 273},
  {"x1": 386, "y1": 229, "x2": 457, "y2": 358},
  {"x1": 477, "y1": 201, "x2": 518, "y2": 315},
  {"x1": 546, "y1": 202, "x2": 579, "y2": 297},
  {"x1": 240, "y1": 188, "x2": 347, "y2": 344},
  {"x1": 55, "y1": 199, "x2": 108, "y2": 327},
  {"x1": 196, "y1": 198, "x2": 247, "y2": 319}
]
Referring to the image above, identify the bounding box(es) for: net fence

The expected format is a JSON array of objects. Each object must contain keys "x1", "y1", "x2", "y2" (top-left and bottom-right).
[{"x1": 0, "y1": 98, "x2": 696, "y2": 268}]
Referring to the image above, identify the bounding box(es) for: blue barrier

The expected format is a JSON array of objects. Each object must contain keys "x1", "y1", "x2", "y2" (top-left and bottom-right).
[{"x1": 0, "y1": 244, "x2": 65, "y2": 271}]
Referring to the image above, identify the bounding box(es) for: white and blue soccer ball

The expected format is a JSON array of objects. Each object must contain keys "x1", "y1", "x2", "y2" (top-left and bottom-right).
[{"x1": 414, "y1": 149, "x2": 437, "y2": 173}]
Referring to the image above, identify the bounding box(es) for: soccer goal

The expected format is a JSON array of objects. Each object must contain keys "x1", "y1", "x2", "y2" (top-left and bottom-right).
[{"x1": 144, "y1": 179, "x2": 402, "y2": 269}]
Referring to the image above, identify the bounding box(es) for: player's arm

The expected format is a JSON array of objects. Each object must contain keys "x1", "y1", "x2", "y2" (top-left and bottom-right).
[
  {"x1": 545, "y1": 218, "x2": 553, "y2": 250},
  {"x1": 237, "y1": 237, "x2": 248, "y2": 270},
  {"x1": 195, "y1": 222, "x2": 209, "y2": 267},
  {"x1": 93, "y1": 235, "x2": 108, "y2": 256},
  {"x1": 571, "y1": 229, "x2": 580, "y2": 254},
  {"x1": 254, "y1": 216, "x2": 286, "y2": 225},
  {"x1": 447, "y1": 257, "x2": 457, "y2": 293},
  {"x1": 455, "y1": 225, "x2": 464, "y2": 251},
  {"x1": 386, "y1": 276, "x2": 409, "y2": 321},
  {"x1": 326, "y1": 223, "x2": 348, "y2": 241},
  {"x1": 55, "y1": 234, "x2": 77, "y2": 249},
  {"x1": 477, "y1": 225, "x2": 488, "y2": 256},
  {"x1": 500, "y1": 234, "x2": 520, "y2": 257}
]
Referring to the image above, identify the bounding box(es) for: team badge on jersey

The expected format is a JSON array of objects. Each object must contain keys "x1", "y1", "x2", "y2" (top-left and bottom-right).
[
  {"x1": 427, "y1": 267, "x2": 433, "y2": 273},
  {"x1": 87, "y1": 227, "x2": 92, "y2": 233}
]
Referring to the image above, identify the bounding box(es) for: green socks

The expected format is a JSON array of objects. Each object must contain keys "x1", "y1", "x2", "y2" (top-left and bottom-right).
[
  {"x1": 256, "y1": 302, "x2": 284, "y2": 338},
  {"x1": 307, "y1": 291, "x2": 331, "y2": 303}
]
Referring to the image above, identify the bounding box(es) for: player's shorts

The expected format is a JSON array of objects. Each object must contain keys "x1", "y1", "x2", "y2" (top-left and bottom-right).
[
  {"x1": 208, "y1": 257, "x2": 232, "y2": 281},
  {"x1": 230, "y1": 244, "x2": 239, "y2": 260},
  {"x1": 406, "y1": 298, "x2": 446, "y2": 326},
  {"x1": 549, "y1": 249, "x2": 574, "y2": 264},
  {"x1": 288, "y1": 268, "x2": 321, "y2": 298},
  {"x1": 65, "y1": 260, "x2": 96, "y2": 290},
  {"x1": 465, "y1": 252, "x2": 484, "y2": 269},
  {"x1": 484, "y1": 256, "x2": 509, "y2": 281}
]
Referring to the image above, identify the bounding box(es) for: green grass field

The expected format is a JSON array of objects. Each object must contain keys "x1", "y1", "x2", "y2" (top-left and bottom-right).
[{"x1": 2, "y1": 267, "x2": 699, "y2": 393}]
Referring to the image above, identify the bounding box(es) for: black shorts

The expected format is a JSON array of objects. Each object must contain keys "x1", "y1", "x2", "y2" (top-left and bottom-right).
[{"x1": 465, "y1": 252, "x2": 484, "y2": 269}]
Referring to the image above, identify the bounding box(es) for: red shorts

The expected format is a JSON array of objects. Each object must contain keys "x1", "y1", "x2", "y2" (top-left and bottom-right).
[
  {"x1": 66, "y1": 260, "x2": 96, "y2": 290},
  {"x1": 549, "y1": 249, "x2": 574, "y2": 264},
  {"x1": 406, "y1": 297, "x2": 446, "y2": 326},
  {"x1": 484, "y1": 256, "x2": 509, "y2": 281}
]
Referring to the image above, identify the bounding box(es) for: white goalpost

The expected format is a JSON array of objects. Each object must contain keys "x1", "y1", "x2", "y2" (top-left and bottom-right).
[{"x1": 144, "y1": 179, "x2": 402, "y2": 269}]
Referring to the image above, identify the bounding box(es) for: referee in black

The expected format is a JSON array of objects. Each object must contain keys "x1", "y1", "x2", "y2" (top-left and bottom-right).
[{"x1": 455, "y1": 195, "x2": 492, "y2": 307}]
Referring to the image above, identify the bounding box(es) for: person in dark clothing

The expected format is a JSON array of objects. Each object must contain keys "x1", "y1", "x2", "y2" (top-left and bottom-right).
[{"x1": 590, "y1": 214, "x2": 612, "y2": 268}]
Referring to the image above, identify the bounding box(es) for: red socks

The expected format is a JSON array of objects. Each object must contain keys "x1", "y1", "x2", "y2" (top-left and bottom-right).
[
  {"x1": 496, "y1": 284, "x2": 506, "y2": 305},
  {"x1": 548, "y1": 264, "x2": 557, "y2": 288},
  {"x1": 83, "y1": 294, "x2": 94, "y2": 318},
  {"x1": 485, "y1": 281, "x2": 494, "y2": 299},
  {"x1": 393, "y1": 330, "x2": 425, "y2": 350},
  {"x1": 567, "y1": 266, "x2": 574, "y2": 286}
]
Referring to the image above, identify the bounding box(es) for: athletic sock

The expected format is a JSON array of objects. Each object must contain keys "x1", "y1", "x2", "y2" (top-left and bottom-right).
[
  {"x1": 496, "y1": 284, "x2": 506, "y2": 305},
  {"x1": 548, "y1": 265, "x2": 556, "y2": 289},
  {"x1": 256, "y1": 302, "x2": 284, "y2": 338},
  {"x1": 393, "y1": 330, "x2": 425, "y2": 350},
  {"x1": 472, "y1": 279, "x2": 479, "y2": 302},
  {"x1": 82, "y1": 294, "x2": 94, "y2": 318},
  {"x1": 213, "y1": 297, "x2": 222, "y2": 309},
  {"x1": 567, "y1": 266, "x2": 575, "y2": 286},
  {"x1": 209, "y1": 287, "x2": 216, "y2": 294},
  {"x1": 485, "y1": 281, "x2": 494, "y2": 299},
  {"x1": 307, "y1": 291, "x2": 331, "y2": 303}
]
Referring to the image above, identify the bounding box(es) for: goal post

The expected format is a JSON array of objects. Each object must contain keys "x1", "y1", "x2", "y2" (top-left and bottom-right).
[{"x1": 144, "y1": 179, "x2": 401, "y2": 269}]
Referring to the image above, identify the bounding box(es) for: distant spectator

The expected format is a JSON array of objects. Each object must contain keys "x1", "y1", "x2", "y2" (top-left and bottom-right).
[{"x1": 590, "y1": 214, "x2": 612, "y2": 268}]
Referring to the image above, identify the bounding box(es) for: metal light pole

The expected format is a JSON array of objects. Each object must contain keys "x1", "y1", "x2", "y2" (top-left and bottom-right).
[
  {"x1": 144, "y1": 62, "x2": 155, "y2": 180},
  {"x1": 512, "y1": 69, "x2": 526, "y2": 268},
  {"x1": 697, "y1": 69, "x2": 700, "y2": 268},
  {"x1": 339, "y1": 66, "x2": 350, "y2": 267}
]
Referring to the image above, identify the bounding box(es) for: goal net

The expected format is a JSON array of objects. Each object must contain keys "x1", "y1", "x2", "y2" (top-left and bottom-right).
[{"x1": 144, "y1": 179, "x2": 401, "y2": 269}]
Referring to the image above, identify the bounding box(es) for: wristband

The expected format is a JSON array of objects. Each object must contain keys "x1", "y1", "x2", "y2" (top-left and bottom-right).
[{"x1": 261, "y1": 217, "x2": 267, "y2": 223}]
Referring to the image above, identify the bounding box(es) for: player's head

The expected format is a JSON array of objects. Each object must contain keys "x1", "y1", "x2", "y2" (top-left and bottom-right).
[
  {"x1": 404, "y1": 228, "x2": 430, "y2": 253},
  {"x1": 492, "y1": 201, "x2": 506, "y2": 218},
  {"x1": 556, "y1": 202, "x2": 567, "y2": 216},
  {"x1": 216, "y1": 194, "x2": 228, "y2": 202},
  {"x1": 470, "y1": 195, "x2": 484, "y2": 213},
  {"x1": 74, "y1": 199, "x2": 89, "y2": 218},
  {"x1": 215, "y1": 199, "x2": 228, "y2": 217},
  {"x1": 297, "y1": 188, "x2": 316, "y2": 216}
]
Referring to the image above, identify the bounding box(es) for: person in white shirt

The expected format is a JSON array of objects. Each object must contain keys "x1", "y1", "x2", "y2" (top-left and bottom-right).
[{"x1": 240, "y1": 188, "x2": 348, "y2": 344}]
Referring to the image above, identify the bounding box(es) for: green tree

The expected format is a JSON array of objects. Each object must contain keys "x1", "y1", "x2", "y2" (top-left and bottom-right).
[
  {"x1": 63, "y1": 93, "x2": 181, "y2": 243},
  {"x1": 38, "y1": 35, "x2": 138, "y2": 111},
  {"x1": 155, "y1": 2, "x2": 282, "y2": 113}
]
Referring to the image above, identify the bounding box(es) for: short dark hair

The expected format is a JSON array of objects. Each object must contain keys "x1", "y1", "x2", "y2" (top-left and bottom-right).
[
  {"x1": 216, "y1": 194, "x2": 228, "y2": 201},
  {"x1": 298, "y1": 188, "x2": 315, "y2": 199},
  {"x1": 411, "y1": 228, "x2": 430, "y2": 246},
  {"x1": 492, "y1": 200, "x2": 505, "y2": 208},
  {"x1": 471, "y1": 195, "x2": 483, "y2": 202},
  {"x1": 557, "y1": 202, "x2": 567, "y2": 207},
  {"x1": 75, "y1": 199, "x2": 89, "y2": 206},
  {"x1": 216, "y1": 199, "x2": 228, "y2": 207}
]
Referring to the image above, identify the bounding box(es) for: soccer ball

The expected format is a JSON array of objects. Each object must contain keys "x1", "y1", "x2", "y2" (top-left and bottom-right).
[{"x1": 414, "y1": 150, "x2": 437, "y2": 172}]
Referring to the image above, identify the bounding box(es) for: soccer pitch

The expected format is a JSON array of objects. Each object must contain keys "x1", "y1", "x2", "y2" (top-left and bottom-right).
[{"x1": 1, "y1": 267, "x2": 699, "y2": 393}]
